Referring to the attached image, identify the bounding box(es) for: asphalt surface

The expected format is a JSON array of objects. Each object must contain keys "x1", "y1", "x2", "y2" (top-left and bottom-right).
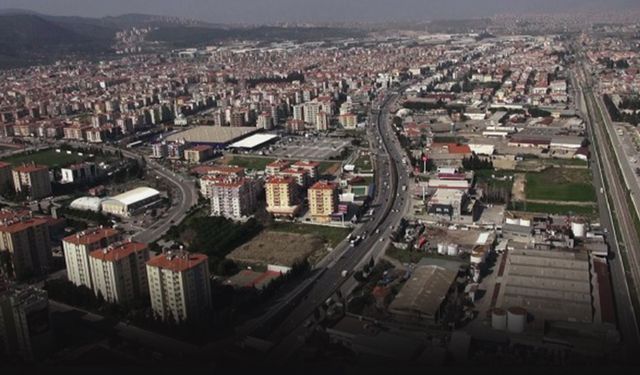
[
  {"x1": 61, "y1": 141, "x2": 198, "y2": 244},
  {"x1": 256, "y1": 87, "x2": 413, "y2": 363},
  {"x1": 573, "y1": 61, "x2": 640, "y2": 355}
]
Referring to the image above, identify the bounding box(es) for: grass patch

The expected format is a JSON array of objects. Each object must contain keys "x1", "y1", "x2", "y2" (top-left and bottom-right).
[
  {"x1": 353, "y1": 153, "x2": 373, "y2": 172},
  {"x1": 226, "y1": 156, "x2": 276, "y2": 171},
  {"x1": 386, "y1": 246, "x2": 425, "y2": 264},
  {"x1": 525, "y1": 168, "x2": 596, "y2": 202},
  {"x1": 270, "y1": 222, "x2": 350, "y2": 248},
  {"x1": 319, "y1": 161, "x2": 340, "y2": 174},
  {"x1": 2, "y1": 149, "x2": 85, "y2": 168},
  {"x1": 510, "y1": 201, "x2": 597, "y2": 217}
]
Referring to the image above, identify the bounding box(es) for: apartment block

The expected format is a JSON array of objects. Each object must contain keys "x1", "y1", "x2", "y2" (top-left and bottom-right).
[
  {"x1": 308, "y1": 181, "x2": 338, "y2": 222},
  {"x1": 265, "y1": 176, "x2": 301, "y2": 217},
  {"x1": 209, "y1": 177, "x2": 258, "y2": 219},
  {"x1": 88, "y1": 241, "x2": 150, "y2": 304},
  {"x1": 63, "y1": 227, "x2": 121, "y2": 289},
  {"x1": 11, "y1": 163, "x2": 52, "y2": 200},
  {"x1": 146, "y1": 250, "x2": 212, "y2": 322},
  {"x1": 0, "y1": 210, "x2": 52, "y2": 281}
]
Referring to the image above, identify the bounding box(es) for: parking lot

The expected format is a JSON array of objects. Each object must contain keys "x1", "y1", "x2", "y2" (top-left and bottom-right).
[{"x1": 269, "y1": 136, "x2": 352, "y2": 160}]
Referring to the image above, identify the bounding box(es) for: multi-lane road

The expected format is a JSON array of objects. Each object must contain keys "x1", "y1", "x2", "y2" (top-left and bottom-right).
[
  {"x1": 250, "y1": 87, "x2": 413, "y2": 363},
  {"x1": 573, "y1": 58, "x2": 640, "y2": 354}
]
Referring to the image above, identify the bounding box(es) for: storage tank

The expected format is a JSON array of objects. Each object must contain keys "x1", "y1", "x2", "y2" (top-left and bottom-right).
[
  {"x1": 491, "y1": 308, "x2": 507, "y2": 330},
  {"x1": 507, "y1": 307, "x2": 527, "y2": 333},
  {"x1": 437, "y1": 243, "x2": 446, "y2": 255},
  {"x1": 447, "y1": 244, "x2": 459, "y2": 256},
  {"x1": 571, "y1": 221, "x2": 586, "y2": 238}
]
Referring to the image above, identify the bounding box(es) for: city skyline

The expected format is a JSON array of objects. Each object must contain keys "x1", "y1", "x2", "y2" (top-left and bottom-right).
[{"x1": 1, "y1": 0, "x2": 638, "y2": 24}]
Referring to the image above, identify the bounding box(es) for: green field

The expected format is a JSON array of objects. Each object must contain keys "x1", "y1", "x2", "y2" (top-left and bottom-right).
[
  {"x1": 270, "y1": 222, "x2": 350, "y2": 248},
  {"x1": 226, "y1": 156, "x2": 276, "y2": 171},
  {"x1": 511, "y1": 202, "x2": 598, "y2": 217},
  {"x1": 2, "y1": 149, "x2": 85, "y2": 168},
  {"x1": 526, "y1": 168, "x2": 596, "y2": 202},
  {"x1": 353, "y1": 153, "x2": 373, "y2": 172}
]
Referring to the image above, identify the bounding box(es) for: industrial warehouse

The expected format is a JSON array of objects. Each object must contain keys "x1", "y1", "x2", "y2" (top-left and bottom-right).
[
  {"x1": 165, "y1": 126, "x2": 260, "y2": 148},
  {"x1": 100, "y1": 187, "x2": 162, "y2": 217}
]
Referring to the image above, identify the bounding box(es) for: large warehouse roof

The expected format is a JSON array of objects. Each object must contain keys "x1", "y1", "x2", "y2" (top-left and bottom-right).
[
  {"x1": 111, "y1": 187, "x2": 160, "y2": 206},
  {"x1": 70, "y1": 197, "x2": 105, "y2": 212},
  {"x1": 166, "y1": 126, "x2": 258, "y2": 145},
  {"x1": 228, "y1": 134, "x2": 279, "y2": 149}
]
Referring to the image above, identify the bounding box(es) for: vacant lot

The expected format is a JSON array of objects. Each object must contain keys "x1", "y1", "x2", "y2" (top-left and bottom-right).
[
  {"x1": 270, "y1": 222, "x2": 350, "y2": 248},
  {"x1": 2, "y1": 149, "x2": 85, "y2": 168},
  {"x1": 227, "y1": 231, "x2": 324, "y2": 267},
  {"x1": 525, "y1": 168, "x2": 596, "y2": 202},
  {"x1": 510, "y1": 202, "x2": 598, "y2": 217}
]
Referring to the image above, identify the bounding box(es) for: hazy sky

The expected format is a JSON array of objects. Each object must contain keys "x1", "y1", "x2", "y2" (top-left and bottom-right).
[{"x1": 0, "y1": 0, "x2": 637, "y2": 23}]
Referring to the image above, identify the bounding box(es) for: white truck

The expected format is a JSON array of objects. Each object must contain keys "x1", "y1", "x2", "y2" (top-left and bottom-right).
[{"x1": 341, "y1": 270, "x2": 349, "y2": 277}]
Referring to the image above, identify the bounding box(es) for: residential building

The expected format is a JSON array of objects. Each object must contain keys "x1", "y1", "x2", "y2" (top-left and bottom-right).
[
  {"x1": 63, "y1": 227, "x2": 121, "y2": 289},
  {"x1": 265, "y1": 176, "x2": 301, "y2": 217},
  {"x1": 209, "y1": 177, "x2": 258, "y2": 219},
  {"x1": 11, "y1": 163, "x2": 51, "y2": 200},
  {"x1": 60, "y1": 162, "x2": 97, "y2": 184},
  {"x1": 184, "y1": 145, "x2": 214, "y2": 164},
  {"x1": 146, "y1": 250, "x2": 212, "y2": 322},
  {"x1": 0, "y1": 285, "x2": 53, "y2": 362},
  {"x1": 88, "y1": 241, "x2": 149, "y2": 304},
  {"x1": 0, "y1": 211, "x2": 52, "y2": 281},
  {"x1": 0, "y1": 162, "x2": 12, "y2": 194},
  {"x1": 308, "y1": 181, "x2": 338, "y2": 222}
]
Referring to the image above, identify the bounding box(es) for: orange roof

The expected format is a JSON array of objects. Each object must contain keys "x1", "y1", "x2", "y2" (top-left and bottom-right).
[
  {"x1": 191, "y1": 165, "x2": 244, "y2": 176},
  {"x1": 146, "y1": 251, "x2": 207, "y2": 273},
  {"x1": 266, "y1": 160, "x2": 290, "y2": 169},
  {"x1": 0, "y1": 161, "x2": 11, "y2": 169},
  {"x1": 310, "y1": 181, "x2": 336, "y2": 191},
  {"x1": 63, "y1": 227, "x2": 120, "y2": 246},
  {"x1": 266, "y1": 175, "x2": 295, "y2": 185},
  {"x1": 446, "y1": 144, "x2": 472, "y2": 154},
  {"x1": 89, "y1": 241, "x2": 147, "y2": 263},
  {"x1": 292, "y1": 160, "x2": 320, "y2": 168},
  {"x1": 13, "y1": 164, "x2": 48, "y2": 173},
  {"x1": 0, "y1": 217, "x2": 49, "y2": 233},
  {"x1": 208, "y1": 177, "x2": 247, "y2": 188}
]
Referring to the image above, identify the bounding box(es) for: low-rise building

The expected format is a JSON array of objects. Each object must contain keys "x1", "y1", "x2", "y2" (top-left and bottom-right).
[{"x1": 184, "y1": 145, "x2": 214, "y2": 164}]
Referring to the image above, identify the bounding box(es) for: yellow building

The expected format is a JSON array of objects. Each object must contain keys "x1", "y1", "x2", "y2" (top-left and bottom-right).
[
  {"x1": 308, "y1": 181, "x2": 338, "y2": 222},
  {"x1": 265, "y1": 176, "x2": 300, "y2": 217}
]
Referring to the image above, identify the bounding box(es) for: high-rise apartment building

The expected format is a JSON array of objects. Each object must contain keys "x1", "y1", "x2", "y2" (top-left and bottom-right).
[
  {"x1": 209, "y1": 177, "x2": 258, "y2": 219},
  {"x1": 146, "y1": 250, "x2": 212, "y2": 322},
  {"x1": 308, "y1": 181, "x2": 338, "y2": 222},
  {"x1": 0, "y1": 210, "x2": 52, "y2": 281},
  {"x1": 63, "y1": 227, "x2": 121, "y2": 289},
  {"x1": 265, "y1": 176, "x2": 301, "y2": 217},
  {"x1": 88, "y1": 241, "x2": 149, "y2": 304},
  {"x1": 11, "y1": 163, "x2": 52, "y2": 200}
]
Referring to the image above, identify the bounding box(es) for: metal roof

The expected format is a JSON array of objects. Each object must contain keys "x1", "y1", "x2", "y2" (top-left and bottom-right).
[
  {"x1": 228, "y1": 133, "x2": 279, "y2": 149},
  {"x1": 110, "y1": 187, "x2": 160, "y2": 206}
]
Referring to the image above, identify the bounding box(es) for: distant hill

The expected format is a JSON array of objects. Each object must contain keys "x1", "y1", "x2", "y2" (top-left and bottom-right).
[{"x1": 147, "y1": 25, "x2": 367, "y2": 46}]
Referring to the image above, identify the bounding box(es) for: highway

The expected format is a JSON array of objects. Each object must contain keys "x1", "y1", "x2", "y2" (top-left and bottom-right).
[
  {"x1": 252, "y1": 86, "x2": 413, "y2": 363},
  {"x1": 573, "y1": 58, "x2": 640, "y2": 354}
]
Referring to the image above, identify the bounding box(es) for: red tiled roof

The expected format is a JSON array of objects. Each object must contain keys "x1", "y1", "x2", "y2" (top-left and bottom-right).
[
  {"x1": 13, "y1": 164, "x2": 48, "y2": 173},
  {"x1": 89, "y1": 241, "x2": 147, "y2": 263},
  {"x1": 0, "y1": 217, "x2": 49, "y2": 233},
  {"x1": 146, "y1": 251, "x2": 207, "y2": 273},
  {"x1": 63, "y1": 227, "x2": 120, "y2": 246},
  {"x1": 266, "y1": 175, "x2": 295, "y2": 185},
  {"x1": 310, "y1": 181, "x2": 336, "y2": 191},
  {"x1": 446, "y1": 144, "x2": 472, "y2": 154}
]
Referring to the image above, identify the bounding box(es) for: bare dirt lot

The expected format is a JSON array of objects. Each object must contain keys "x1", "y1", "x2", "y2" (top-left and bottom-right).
[{"x1": 227, "y1": 231, "x2": 325, "y2": 267}]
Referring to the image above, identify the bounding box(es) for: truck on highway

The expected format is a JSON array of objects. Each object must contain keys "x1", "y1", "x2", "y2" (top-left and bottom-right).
[{"x1": 402, "y1": 185, "x2": 407, "y2": 192}]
